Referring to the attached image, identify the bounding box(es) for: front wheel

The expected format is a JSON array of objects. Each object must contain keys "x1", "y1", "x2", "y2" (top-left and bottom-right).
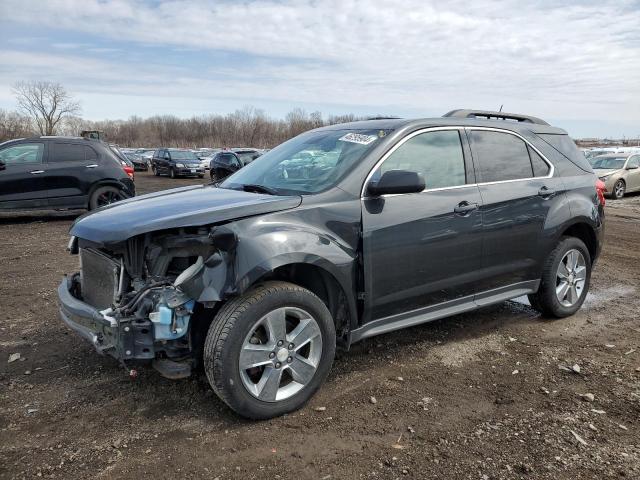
[
  {"x1": 170, "y1": 168, "x2": 177, "y2": 179},
  {"x1": 152, "y1": 166, "x2": 159, "y2": 176},
  {"x1": 528, "y1": 236, "x2": 591, "y2": 318},
  {"x1": 203, "y1": 281, "x2": 336, "y2": 419},
  {"x1": 613, "y1": 179, "x2": 625, "y2": 199}
]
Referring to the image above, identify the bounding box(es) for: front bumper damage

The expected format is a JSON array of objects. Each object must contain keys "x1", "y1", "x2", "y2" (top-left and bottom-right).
[{"x1": 58, "y1": 274, "x2": 196, "y2": 378}]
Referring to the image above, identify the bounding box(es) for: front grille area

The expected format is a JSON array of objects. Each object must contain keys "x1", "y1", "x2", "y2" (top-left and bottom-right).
[{"x1": 80, "y1": 248, "x2": 120, "y2": 309}]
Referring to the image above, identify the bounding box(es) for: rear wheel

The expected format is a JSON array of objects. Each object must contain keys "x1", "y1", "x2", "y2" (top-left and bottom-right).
[
  {"x1": 203, "y1": 281, "x2": 336, "y2": 419},
  {"x1": 528, "y1": 237, "x2": 591, "y2": 318},
  {"x1": 89, "y1": 186, "x2": 126, "y2": 210},
  {"x1": 613, "y1": 179, "x2": 625, "y2": 199}
]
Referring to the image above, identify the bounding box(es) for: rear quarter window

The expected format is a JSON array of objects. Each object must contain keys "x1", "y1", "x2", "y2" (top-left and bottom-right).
[{"x1": 537, "y1": 134, "x2": 593, "y2": 173}]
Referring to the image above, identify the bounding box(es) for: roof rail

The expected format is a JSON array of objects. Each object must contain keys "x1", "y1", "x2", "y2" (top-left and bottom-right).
[{"x1": 443, "y1": 109, "x2": 549, "y2": 126}]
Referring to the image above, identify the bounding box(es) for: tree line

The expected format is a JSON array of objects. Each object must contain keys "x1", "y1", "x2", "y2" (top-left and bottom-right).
[{"x1": 0, "y1": 80, "x2": 367, "y2": 148}]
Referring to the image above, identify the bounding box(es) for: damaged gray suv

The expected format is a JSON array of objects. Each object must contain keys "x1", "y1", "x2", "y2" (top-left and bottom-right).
[{"x1": 58, "y1": 110, "x2": 604, "y2": 419}]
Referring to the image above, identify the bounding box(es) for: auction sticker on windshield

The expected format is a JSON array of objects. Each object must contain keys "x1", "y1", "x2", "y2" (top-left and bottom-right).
[{"x1": 339, "y1": 133, "x2": 378, "y2": 145}]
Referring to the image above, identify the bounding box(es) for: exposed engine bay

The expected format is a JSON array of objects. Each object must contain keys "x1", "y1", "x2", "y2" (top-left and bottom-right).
[{"x1": 65, "y1": 225, "x2": 236, "y2": 378}]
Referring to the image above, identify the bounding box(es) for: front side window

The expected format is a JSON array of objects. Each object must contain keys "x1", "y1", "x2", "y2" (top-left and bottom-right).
[
  {"x1": 221, "y1": 129, "x2": 391, "y2": 195},
  {"x1": 627, "y1": 156, "x2": 639, "y2": 168},
  {"x1": 470, "y1": 131, "x2": 533, "y2": 182},
  {"x1": 51, "y1": 143, "x2": 85, "y2": 163},
  {"x1": 376, "y1": 130, "x2": 466, "y2": 189},
  {"x1": 0, "y1": 143, "x2": 44, "y2": 165}
]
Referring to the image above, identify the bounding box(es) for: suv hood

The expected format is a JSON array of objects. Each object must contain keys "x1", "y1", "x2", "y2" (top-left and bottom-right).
[{"x1": 71, "y1": 185, "x2": 302, "y2": 245}]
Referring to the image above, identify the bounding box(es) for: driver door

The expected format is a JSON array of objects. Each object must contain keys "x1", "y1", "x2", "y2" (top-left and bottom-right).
[
  {"x1": 361, "y1": 128, "x2": 484, "y2": 321},
  {"x1": 626, "y1": 155, "x2": 640, "y2": 191},
  {"x1": 0, "y1": 142, "x2": 48, "y2": 209}
]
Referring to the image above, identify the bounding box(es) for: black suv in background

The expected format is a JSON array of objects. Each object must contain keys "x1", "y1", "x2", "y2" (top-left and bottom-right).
[
  {"x1": 210, "y1": 148, "x2": 262, "y2": 181},
  {"x1": 59, "y1": 110, "x2": 604, "y2": 419},
  {"x1": 0, "y1": 136, "x2": 135, "y2": 211},
  {"x1": 151, "y1": 148, "x2": 205, "y2": 178}
]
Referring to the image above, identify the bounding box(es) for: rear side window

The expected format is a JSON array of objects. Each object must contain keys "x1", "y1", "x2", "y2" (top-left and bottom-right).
[
  {"x1": 469, "y1": 131, "x2": 533, "y2": 182},
  {"x1": 537, "y1": 134, "x2": 592, "y2": 172},
  {"x1": 378, "y1": 130, "x2": 466, "y2": 189},
  {"x1": 528, "y1": 146, "x2": 551, "y2": 177},
  {"x1": 85, "y1": 146, "x2": 98, "y2": 161},
  {"x1": 219, "y1": 153, "x2": 239, "y2": 166},
  {"x1": 50, "y1": 143, "x2": 86, "y2": 162},
  {"x1": 0, "y1": 143, "x2": 44, "y2": 165}
]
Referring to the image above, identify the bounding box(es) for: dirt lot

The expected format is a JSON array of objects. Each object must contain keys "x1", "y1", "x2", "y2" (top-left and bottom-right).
[{"x1": 1, "y1": 172, "x2": 639, "y2": 479}]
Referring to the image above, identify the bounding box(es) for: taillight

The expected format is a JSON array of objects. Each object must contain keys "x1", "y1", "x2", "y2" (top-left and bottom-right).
[
  {"x1": 121, "y1": 161, "x2": 135, "y2": 180},
  {"x1": 595, "y1": 179, "x2": 606, "y2": 206}
]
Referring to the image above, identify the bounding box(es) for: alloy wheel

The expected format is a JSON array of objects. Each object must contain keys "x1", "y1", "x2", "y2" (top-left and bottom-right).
[
  {"x1": 555, "y1": 248, "x2": 587, "y2": 307},
  {"x1": 614, "y1": 180, "x2": 625, "y2": 199},
  {"x1": 96, "y1": 190, "x2": 124, "y2": 207},
  {"x1": 239, "y1": 307, "x2": 322, "y2": 402}
]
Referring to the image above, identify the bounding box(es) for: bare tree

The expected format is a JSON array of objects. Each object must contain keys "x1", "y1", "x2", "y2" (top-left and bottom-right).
[{"x1": 12, "y1": 81, "x2": 81, "y2": 135}]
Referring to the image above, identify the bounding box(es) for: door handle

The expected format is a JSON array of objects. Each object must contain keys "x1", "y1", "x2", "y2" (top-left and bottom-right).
[
  {"x1": 86, "y1": 164, "x2": 98, "y2": 168},
  {"x1": 454, "y1": 201, "x2": 479, "y2": 215},
  {"x1": 30, "y1": 170, "x2": 45, "y2": 174},
  {"x1": 537, "y1": 186, "x2": 556, "y2": 198}
]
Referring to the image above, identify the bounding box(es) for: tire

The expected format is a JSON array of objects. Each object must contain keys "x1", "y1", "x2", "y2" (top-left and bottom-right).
[
  {"x1": 203, "y1": 281, "x2": 336, "y2": 419},
  {"x1": 88, "y1": 185, "x2": 126, "y2": 210},
  {"x1": 612, "y1": 179, "x2": 625, "y2": 199},
  {"x1": 198, "y1": 175, "x2": 204, "y2": 179},
  {"x1": 527, "y1": 236, "x2": 591, "y2": 318},
  {"x1": 170, "y1": 168, "x2": 177, "y2": 179},
  {"x1": 210, "y1": 171, "x2": 217, "y2": 182},
  {"x1": 152, "y1": 166, "x2": 159, "y2": 176}
]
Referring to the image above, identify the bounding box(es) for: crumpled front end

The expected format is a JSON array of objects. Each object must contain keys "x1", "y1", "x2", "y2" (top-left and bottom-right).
[{"x1": 58, "y1": 226, "x2": 235, "y2": 379}]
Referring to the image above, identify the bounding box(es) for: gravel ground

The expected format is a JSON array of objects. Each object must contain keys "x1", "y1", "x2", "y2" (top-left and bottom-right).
[{"x1": 1, "y1": 171, "x2": 639, "y2": 479}]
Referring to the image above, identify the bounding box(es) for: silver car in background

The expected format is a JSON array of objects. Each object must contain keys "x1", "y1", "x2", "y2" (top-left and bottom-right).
[{"x1": 591, "y1": 153, "x2": 640, "y2": 199}]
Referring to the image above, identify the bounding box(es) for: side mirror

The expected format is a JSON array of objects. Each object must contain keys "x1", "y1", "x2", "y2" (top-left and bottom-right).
[
  {"x1": 0, "y1": 160, "x2": 5, "y2": 171},
  {"x1": 367, "y1": 170, "x2": 425, "y2": 196}
]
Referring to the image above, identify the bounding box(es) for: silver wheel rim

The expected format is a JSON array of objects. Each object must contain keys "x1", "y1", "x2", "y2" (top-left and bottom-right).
[
  {"x1": 615, "y1": 181, "x2": 624, "y2": 198},
  {"x1": 239, "y1": 307, "x2": 322, "y2": 402},
  {"x1": 556, "y1": 249, "x2": 587, "y2": 307}
]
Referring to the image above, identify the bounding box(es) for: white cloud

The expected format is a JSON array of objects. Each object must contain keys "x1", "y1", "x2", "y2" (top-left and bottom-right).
[{"x1": 1, "y1": 0, "x2": 639, "y2": 136}]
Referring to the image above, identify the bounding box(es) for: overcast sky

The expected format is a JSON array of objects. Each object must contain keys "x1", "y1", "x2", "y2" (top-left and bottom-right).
[{"x1": 1, "y1": 0, "x2": 639, "y2": 138}]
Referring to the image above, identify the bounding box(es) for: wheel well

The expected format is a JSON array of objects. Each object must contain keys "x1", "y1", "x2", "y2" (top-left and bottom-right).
[
  {"x1": 264, "y1": 263, "x2": 352, "y2": 347},
  {"x1": 562, "y1": 223, "x2": 597, "y2": 261},
  {"x1": 87, "y1": 180, "x2": 126, "y2": 205}
]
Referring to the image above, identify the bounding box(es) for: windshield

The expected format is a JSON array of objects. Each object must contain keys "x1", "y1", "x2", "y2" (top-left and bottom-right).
[
  {"x1": 170, "y1": 150, "x2": 199, "y2": 161},
  {"x1": 220, "y1": 129, "x2": 390, "y2": 194},
  {"x1": 591, "y1": 157, "x2": 626, "y2": 169}
]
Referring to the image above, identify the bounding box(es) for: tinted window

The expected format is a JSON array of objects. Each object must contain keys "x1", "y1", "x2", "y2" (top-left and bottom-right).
[
  {"x1": 470, "y1": 131, "x2": 533, "y2": 182},
  {"x1": 51, "y1": 143, "x2": 85, "y2": 163},
  {"x1": 528, "y1": 146, "x2": 550, "y2": 177},
  {"x1": 85, "y1": 146, "x2": 98, "y2": 161},
  {"x1": 538, "y1": 134, "x2": 592, "y2": 172},
  {"x1": 219, "y1": 153, "x2": 237, "y2": 166},
  {"x1": 0, "y1": 143, "x2": 44, "y2": 165},
  {"x1": 377, "y1": 130, "x2": 466, "y2": 189}
]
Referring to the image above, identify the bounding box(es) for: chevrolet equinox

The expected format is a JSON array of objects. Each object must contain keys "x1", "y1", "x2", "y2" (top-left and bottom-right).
[{"x1": 58, "y1": 109, "x2": 604, "y2": 419}]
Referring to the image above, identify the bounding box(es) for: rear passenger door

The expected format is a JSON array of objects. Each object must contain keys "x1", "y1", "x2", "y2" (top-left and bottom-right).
[
  {"x1": 46, "y1": 142, "x2": 100, "y2": 204},
  {"x1": 467, "y1": 128, "x2": 561, "y2": 294}
]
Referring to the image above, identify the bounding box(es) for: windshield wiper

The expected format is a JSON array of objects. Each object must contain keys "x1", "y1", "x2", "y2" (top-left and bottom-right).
[{"x1": 240, "y1": 184, "x2": 279, "y2": 195}]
